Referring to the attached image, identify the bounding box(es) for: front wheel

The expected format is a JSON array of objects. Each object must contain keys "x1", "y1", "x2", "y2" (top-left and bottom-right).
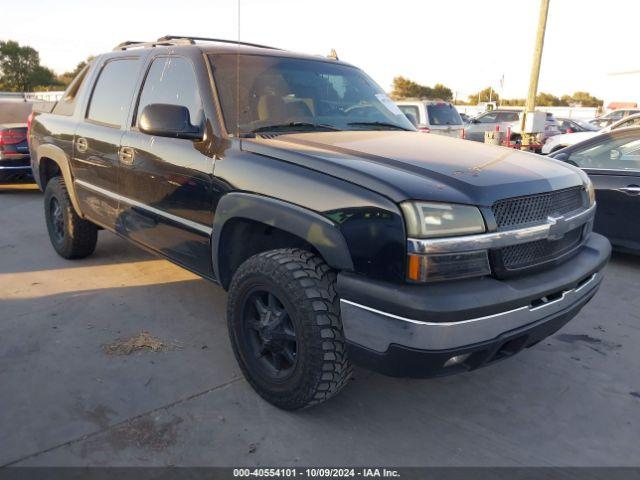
[
  {"x1": 44, "y1": 177, "x2": 98, "y2": 259},
  {"x1": 227, "y1": 249, "x2": 352, "y2": 410}
]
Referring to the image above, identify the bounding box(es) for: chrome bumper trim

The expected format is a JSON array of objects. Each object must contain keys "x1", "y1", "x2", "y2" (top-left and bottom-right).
[
  {"x1": 0, "y1": 165, "x2": 31, "y2": 170},
  {"x1": 340, "y1": 272, "x2": 600, "y2": 352},
  {"x1": 408, "y1": 204, "x2": 596, "y2": 254}
]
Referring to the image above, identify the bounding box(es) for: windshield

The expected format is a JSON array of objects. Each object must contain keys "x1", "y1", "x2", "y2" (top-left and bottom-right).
[
  {"x1": 209, "y1": 54, "x2": 415, "y2": 135},
  {"x1": 426, "y1": 103, "x2": 462, "y2": 126}
]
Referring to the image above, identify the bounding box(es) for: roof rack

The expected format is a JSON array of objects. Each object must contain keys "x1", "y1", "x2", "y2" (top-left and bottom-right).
[
  {"x1": 113, "y1": 38, "x2": 194, "y2": 51},
  {"x1": 157, "y1": 35, "x2": 281, "y2": 50}
]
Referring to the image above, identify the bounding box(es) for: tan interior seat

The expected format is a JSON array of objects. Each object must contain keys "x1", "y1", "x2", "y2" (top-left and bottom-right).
[{"x1": 257, "y1": 94, "x2": 287, "y2": 123}]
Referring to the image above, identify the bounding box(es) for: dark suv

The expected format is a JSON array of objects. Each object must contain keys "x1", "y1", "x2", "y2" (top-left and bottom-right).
[{"x1": 30, "y1": 36, "x2": 610, "y2": 410}]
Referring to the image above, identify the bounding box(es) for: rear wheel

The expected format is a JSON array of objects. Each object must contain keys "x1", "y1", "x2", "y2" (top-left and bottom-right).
[
  {"x1": 44, "y1": 177, "x2": 98, "y2": 259},
  {"x1": 227, "y1": 248, "x2": 352, "y2": 410}
]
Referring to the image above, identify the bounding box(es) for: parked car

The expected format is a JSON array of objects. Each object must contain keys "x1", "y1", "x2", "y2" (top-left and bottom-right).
[
  {"x1": 463, "y1": 109, "x2": 521, "y2": 142},
  {"x1": 0, "y1": 123, "x2": 31, "y2": 181},
  {"x1": 464, "y1": 109, "x2": 560, "y2": 150},
  {"x1": 30, "y1": 36, "x2": 610, "y2": 410},
  {"x1": 542, "y1": 113, "x2": 640, "y2": 154},
  {"x1": 396, "y1": 100, "x2": 464, "y2": 137},
  {"x1": 550, "y1": 127, "x2": 640, "y2": 253},
  {"x1": 0, "y1": 100, "x2": 34, "y2": 182},
  {"x1": 589, "y1": 109, "x2": 640, "y2": 129},
  {"x1": 556, "y1": 117, "x2": 600, "y2": 134}
]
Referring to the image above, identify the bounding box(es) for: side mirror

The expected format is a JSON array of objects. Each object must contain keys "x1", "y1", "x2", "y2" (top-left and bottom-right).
[
  {"x1": 471, "y1": 118, "x2": 479, "y2": 124},
  {"x1": 139, "y1": 103, "x2": 202, "y2": 140}
]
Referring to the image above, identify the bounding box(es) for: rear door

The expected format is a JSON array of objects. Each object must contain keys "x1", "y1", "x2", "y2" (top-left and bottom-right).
[
  {"x1": 566, "y1": 130, "x2": 640, "y2": 251},
  {"x1": 72, "y1": 57, "x2": 142, "y2": 229},
  {"x1": 117, "y1": 54, "x2": 216, "y2": 276}
]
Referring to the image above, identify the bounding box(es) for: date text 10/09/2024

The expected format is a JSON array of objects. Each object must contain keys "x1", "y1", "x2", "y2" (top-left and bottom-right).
[{"x1": 232, "y1": 468, "x2": 401, "y2": 478}]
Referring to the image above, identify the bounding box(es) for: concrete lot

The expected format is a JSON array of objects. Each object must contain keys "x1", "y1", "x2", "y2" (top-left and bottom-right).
[{"x1": 1, "y1": 183, "x2": 639, "y2": 467}]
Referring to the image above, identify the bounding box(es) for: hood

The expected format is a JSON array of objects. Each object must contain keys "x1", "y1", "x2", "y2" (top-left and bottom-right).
[{"x1": 242, "y1": 131, "x2": 585, "y2": 206}]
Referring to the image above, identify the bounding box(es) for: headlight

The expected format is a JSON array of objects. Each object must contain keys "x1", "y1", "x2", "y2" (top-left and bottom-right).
[
  {"x1": 400, "y1": 201, "x2": 486, "y2": 238},
  {"x1": 401, "y1": 202, "x2": 490, "y2": 282}
]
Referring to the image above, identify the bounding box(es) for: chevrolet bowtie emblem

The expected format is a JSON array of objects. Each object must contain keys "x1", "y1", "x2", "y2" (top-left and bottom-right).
[{"x1": 547, "y1": 214, "x2": 568, "y2": 240}]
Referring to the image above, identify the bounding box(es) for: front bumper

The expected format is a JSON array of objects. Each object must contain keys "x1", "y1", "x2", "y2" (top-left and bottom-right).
[{"x1": 337, "y1": 233, "x2": 611, "y2": 378}]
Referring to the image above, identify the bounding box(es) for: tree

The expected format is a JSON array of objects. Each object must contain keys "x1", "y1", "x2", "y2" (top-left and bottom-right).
[
  {"x1": 431, "y1": 83, "x2": 453, "y2": 102},
  {"x1": 569, "y1": 91, "x2": 603, "y2": 108},
  {"x1": 0, "y1": 40, "x2": 40, "y2": 91},
  {"x1": 467, "y1": 87, "x2": 499, "y2": 105},
  {"x1": 390, "y1": 76, "x2": 453, "y2": 101},
  {"x1": 30, "y1": 65, "x2": 61, "y2": 89},
  {"x1": 535, "y1": 92, "x2": 568, "y2": 107}
]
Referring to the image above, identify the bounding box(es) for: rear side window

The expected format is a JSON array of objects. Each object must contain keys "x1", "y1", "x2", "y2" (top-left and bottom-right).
[
  {"x1": 426, "y1": 104, "x2": 462, "y2": 126},
  {"x1": 398, "y1": 105, "x2": 420, "y2": 124},
  {"x1": 87, "y1": 58, "x2": 141, "y2": 127},
  {"x1": 135, "y1": 57, "x2": 203, "y2": 127},
  {"x1": 53, "y1": 64, "x2": 90, "y2": 117}
]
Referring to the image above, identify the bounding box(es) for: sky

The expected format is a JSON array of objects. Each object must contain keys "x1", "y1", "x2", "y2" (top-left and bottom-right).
[{"x1": 4, "y1": 0, "x2": 639, "y2": 103}]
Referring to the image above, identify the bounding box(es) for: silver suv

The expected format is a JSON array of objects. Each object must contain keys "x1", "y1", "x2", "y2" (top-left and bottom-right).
[{"x1": 396, "y1": 100, "x2": 464, "y2": 138}]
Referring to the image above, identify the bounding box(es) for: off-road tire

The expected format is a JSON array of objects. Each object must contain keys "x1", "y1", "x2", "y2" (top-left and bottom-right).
[
  {"x1": 227, "y1": 248, "x2": 352, "y2": 410},
  {"x1": 44, "y1": 176, "x2": 98, "y2": 259}
]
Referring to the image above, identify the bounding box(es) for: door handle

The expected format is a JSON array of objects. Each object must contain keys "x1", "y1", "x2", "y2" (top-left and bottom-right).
[
  {"x1": 618, "y1": 185, "x2": 640, "y2": 195},
  {"x1": 76, "y1": 137, "x2": 88, "y2": 153},
  {"x1": 118, "y1": 146, "x2": 135, "y2": 165}
]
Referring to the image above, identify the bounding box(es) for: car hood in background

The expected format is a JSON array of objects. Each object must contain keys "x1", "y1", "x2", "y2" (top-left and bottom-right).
[
  {"x1": 243, "y1": 131, "x2": 585, "y2": 206},
  {"x1": 543, "y1": 131, "x2": 600, "y2": 153}
]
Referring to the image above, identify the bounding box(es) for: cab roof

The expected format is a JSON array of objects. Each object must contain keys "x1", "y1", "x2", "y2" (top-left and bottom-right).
[{"x1": 112, "y1": 35, "x2": 350, "y2": 66}]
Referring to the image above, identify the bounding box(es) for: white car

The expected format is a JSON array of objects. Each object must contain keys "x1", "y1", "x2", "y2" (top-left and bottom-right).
[
  {"x1": 396, "y1": 100, "x2": 464, "y2": 138},
  {"x1": 541, "y1": 113, "x2": 640, "y2": 154}
]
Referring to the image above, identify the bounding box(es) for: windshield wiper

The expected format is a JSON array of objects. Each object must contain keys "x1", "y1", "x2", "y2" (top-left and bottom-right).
[
  {"x1": 347, "y1": 121, "x2": 411, "y2": 131},
  {"x1": 249, "y1": 122, "x2": 342, "y2": 134}
]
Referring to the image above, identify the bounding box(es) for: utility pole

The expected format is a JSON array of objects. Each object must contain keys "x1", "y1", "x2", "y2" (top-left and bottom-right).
[{"x1": 521, "y1": 0, "x2": 550, "y2": 150}]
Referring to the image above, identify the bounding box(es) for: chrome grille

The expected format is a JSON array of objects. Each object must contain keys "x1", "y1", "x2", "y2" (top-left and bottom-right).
[
  {"x1": 492, "y1": 187, "x2": 585, "y2": 229},
  {"x1": 491, "y1": 187, "x2": 587, "y2": 274},
  {"x1": 499, "y1": 227, "x2": 583, "y2": 270}
]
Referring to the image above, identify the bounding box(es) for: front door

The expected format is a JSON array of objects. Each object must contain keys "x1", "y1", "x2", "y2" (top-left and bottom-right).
[
  {"x1": 118, "y1": 55, "x2": 215, "y2": 276},
  {"x1": 566, "y1": 131, "x2": 640, "y2": 251},
  {"x1": 72, "y1": 57, "x2": 142, "y2": 229}
]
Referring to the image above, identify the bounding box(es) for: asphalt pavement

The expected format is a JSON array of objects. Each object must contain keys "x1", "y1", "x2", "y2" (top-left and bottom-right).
[{"x1": 1, "y1": 183, "x2": 638, "y2": 467}]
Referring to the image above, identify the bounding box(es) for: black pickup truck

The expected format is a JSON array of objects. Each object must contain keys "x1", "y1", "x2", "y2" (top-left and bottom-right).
[{"x1": 30, "y1": 36, "x2": 610, "y2": 410}]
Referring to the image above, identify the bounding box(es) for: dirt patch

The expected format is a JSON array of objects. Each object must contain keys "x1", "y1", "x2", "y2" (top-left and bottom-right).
[
  {"x1": 83, "y1": 404, "x2": 117, "y2": 429},
  {"x1": 107, "y1": 415, "x2": 183, "y2": 452},
  {"x1": 556, "y1": 334, "x2": 602, "y2": 345},
  {"x1": 103, "y1": 331, "x2": 180, "y2": 356}
]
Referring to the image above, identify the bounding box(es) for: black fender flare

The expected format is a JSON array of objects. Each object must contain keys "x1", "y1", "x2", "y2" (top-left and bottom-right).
[
  {"x1": 35, "y1": 143, "x2": 85, "y2": 218},
  {"x1": 211, "y1": 192, "x2": 354, "y2": 280}
]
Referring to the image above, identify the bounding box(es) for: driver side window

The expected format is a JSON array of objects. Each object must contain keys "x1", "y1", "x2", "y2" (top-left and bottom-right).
[
  {"x1": 568, "y1": 135, "x2": 640, "y2": 171},
  {"x1": 136, "y1": 56, "x2": 203, "y2": 129}
]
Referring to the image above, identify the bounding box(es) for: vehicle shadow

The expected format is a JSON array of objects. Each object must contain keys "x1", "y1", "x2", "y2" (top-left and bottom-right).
[{"x1": 2, "y1": 261, "x2": 637, "y2": 467}]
